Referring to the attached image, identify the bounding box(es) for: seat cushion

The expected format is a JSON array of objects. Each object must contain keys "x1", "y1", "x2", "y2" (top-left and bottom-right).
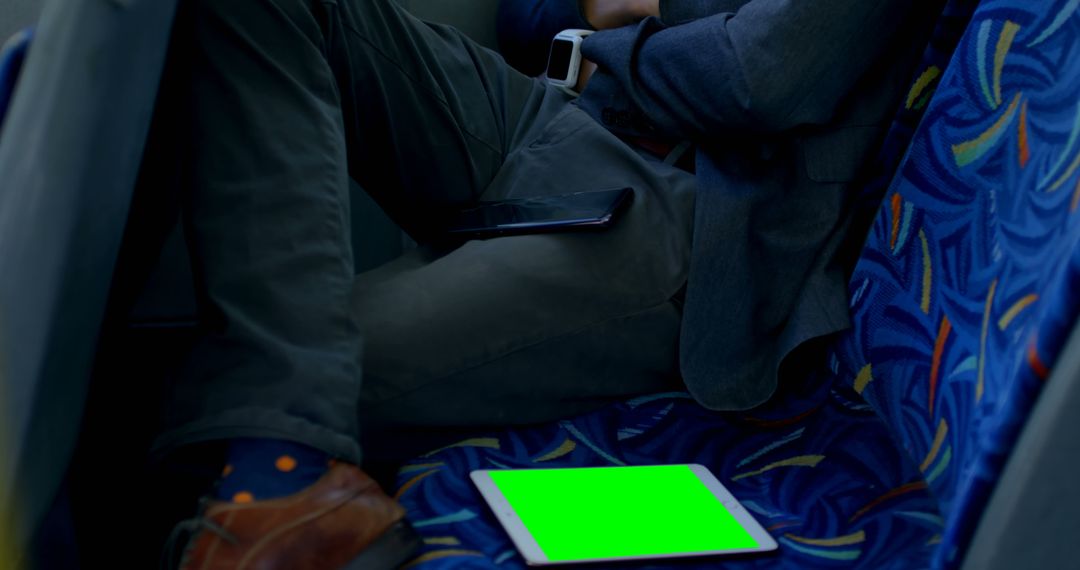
[{"x1": 394, "y1": 377, "x2": 942, "y2": 569}]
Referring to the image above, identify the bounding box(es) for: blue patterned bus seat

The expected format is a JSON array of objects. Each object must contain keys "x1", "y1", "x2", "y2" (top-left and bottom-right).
[
  {"x1": 393, "y1": 0, "x2": 1079, "y2": 568},
  {"x1": 832, "y1": 0, "x2": 1080, "y2": 566}
]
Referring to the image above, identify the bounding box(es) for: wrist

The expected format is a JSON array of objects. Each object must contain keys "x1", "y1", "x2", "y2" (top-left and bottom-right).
[
  {"x1": 581, "y1": 0, "x2": 660, "y2": 29},
  {"x1": 630, "y1": 0, "x2": 660, "y2": 20}
]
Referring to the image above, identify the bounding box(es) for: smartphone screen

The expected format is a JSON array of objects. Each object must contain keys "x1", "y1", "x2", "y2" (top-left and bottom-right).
[{"x1": 443, "y1": 188, "x2": 632, "y2": 238}]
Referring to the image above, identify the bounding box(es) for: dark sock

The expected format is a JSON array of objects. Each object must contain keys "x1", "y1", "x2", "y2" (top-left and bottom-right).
[{"x1": 214, "y1": 438, "x2": 331, "y2": 503}]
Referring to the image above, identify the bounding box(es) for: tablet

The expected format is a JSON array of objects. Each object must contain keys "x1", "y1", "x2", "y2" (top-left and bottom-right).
[{"x1": 470, "y1": 464, "x2": 778, "y2": 566}]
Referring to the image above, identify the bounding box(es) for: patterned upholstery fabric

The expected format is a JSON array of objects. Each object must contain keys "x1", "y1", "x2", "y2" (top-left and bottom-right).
[
  {"x1": 845, "y1": 1, "x2": 981, "y2": 263},
  {"x1": 832, "y1": 0, "x2": 1080, "y2": 565},
  {"x1": 394, "y1": 0, "x2": 1080, "y2": 568},
  {"x1": 396, "y1": 385, "x2": 943, "y2": 569}
]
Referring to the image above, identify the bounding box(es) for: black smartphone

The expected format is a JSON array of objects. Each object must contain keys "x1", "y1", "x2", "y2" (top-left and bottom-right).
[{"x1": 442, "y1": 188, "x2": 633, "y2": 238}]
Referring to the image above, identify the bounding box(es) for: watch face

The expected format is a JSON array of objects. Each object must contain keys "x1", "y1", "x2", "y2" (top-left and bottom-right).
[{"x1": 546, "y1": 38, "x2": 575, "y2": 82}]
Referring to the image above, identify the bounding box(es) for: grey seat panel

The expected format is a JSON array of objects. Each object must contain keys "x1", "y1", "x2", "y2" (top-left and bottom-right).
[
  {"x1": 961, "y1": 320, "x2": 1080, "y2": 570},
  {"x1": 0, "y1": 0, "x2": 179, "y2": 552},
  {"x1": 0, "y1": 0, "x2": 41, "y2": 41}
]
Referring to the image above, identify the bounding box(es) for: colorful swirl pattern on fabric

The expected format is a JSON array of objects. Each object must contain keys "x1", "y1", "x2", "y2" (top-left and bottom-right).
[
  {"x1": 833, "y1": 0, "x2": 1080, "y2": 566},
  {"x1": 396, "y1": 383, "x2": 942, "y2": 569},
  {"x1": 392, "y1": 0, "x2": 1080, "y2": 568}
]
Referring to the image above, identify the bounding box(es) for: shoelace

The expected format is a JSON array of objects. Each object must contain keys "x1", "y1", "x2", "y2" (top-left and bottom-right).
[{"x1": 160, "y1": 508, "x2": 239, "y2": 570}]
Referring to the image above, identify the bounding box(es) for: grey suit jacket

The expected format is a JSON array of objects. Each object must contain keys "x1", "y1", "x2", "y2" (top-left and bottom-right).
[{"x1": 574, "y1": 0, "x2": 941, "y2": 409}]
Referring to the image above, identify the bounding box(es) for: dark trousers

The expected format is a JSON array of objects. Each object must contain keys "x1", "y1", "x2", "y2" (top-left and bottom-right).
[{"x1": 152, "y1": 0, "x2": 695, "y2": 464}]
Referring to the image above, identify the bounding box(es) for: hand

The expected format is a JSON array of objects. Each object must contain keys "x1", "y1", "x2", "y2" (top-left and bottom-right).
[
  {"x1": 580, "y1": 0, "x2": 660, "y2": 29},
  {"x1": 577, "y1": 58, "x2": 598, "y2": 92}
]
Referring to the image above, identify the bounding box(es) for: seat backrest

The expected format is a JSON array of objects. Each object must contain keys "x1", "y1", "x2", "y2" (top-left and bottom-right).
[
  {"x1": 831, "y1": 0, "x2": 1080, "y2": 566},
  {"x1": 0, "y1": 0, "x2": 178, "y2": 556},
  {"x1": 844, "y1": 0, "x2": 979, "y2": 259}
]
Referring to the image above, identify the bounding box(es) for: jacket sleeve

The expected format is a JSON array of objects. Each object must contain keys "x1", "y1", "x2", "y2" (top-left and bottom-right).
[
  {"x1": 659, "y1": 0, "x2": 743, "y2": 25},
  {"x1": 579, "y1": 0, "x2": 915, "y2": 139}
]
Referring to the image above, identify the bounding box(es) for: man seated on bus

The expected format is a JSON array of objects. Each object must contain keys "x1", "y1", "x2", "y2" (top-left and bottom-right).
[{"x1": 161, "y1": 0, "x2": 941, "y2": 567}]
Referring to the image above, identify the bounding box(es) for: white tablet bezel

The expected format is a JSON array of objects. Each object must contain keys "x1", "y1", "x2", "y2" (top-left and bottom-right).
[{"x1": 470, "y1": 464, "x2": 779, "y2": 566}]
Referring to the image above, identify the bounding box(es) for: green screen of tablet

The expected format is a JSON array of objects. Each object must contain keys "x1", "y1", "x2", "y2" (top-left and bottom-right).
[{"x1": 489, "y1": 465, "x2": 760, "y2": 561}]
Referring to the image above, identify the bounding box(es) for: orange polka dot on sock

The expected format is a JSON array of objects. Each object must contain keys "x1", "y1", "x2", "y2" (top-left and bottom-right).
[
  {"x1": 275, "y1": 455, "x2": 297, "y2": 472},
  {"x1": 221, "y1": 464, "x2": 233, "y2": 477},
  {"x1": 232, "y1": 491, "x2": 254, "y2": 504}
]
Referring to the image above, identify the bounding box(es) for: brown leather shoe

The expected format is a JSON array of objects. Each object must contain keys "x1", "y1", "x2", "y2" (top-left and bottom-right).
[{"x1": 171, "y1": 462, "x2": 421, "y2": 570}]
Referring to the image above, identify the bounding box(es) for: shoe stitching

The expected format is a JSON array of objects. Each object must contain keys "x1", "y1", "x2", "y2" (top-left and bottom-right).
[
  {"x1": 199, "y1": 510, "x2": 236, "y2": 570},
  {"x1": 234, "y1": 488, "x2": 365, "y2": 569}
]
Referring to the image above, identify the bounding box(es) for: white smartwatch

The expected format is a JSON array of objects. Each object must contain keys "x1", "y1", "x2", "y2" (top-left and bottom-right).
[{"x1": 545, "y1": 29, "x2": 594, "y2": 94}]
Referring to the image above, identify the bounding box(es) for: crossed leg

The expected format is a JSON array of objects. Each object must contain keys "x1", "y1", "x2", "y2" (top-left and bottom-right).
[{"x1": 157, "y1": 0, "x2": 694, "y2": 466}]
